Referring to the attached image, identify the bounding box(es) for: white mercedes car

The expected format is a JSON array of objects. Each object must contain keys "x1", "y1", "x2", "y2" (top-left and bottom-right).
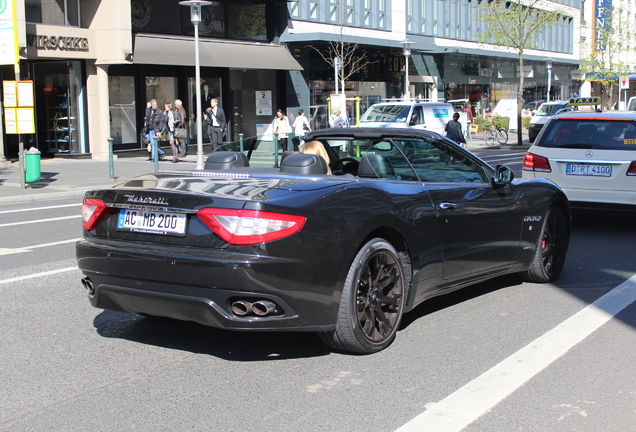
[{"x1": 522, "y1": 110, "x2": 636, "y2": 211}]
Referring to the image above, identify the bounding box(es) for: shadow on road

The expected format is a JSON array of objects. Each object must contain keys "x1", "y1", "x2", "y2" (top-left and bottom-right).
[{"x1": 93, "y1": 310, "x2": 331, "y2": 361}]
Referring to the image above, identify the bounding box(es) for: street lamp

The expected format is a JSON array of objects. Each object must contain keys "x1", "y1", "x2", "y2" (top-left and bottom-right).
[
  {"x1": 401, "y1": 39, "x2": 412, "y2": 102},
  {"x1": 546, "y1": 58, "x2": 552, "y2": 103},
  {"x1": 180, "y1": 0, "x2": 212, "y2": 170}
]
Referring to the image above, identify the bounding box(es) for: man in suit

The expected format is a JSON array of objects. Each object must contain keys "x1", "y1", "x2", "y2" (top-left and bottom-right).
[{"x1": 203, "y1": 98, "x2": 227, "y2": 151}]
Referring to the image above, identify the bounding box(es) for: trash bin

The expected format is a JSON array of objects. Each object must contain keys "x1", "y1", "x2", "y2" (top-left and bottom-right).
[{"x1": 24, "y1": 148, "x2": 41, "y2": 183}]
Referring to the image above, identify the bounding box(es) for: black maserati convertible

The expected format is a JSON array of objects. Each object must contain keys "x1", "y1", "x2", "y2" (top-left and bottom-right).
[{"x1": 77, "y1": 128, "x2": 571, "y2": 354}]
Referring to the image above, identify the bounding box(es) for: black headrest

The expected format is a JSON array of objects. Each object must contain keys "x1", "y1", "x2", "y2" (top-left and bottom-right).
[
  {"x1": 280, "y1": 153, "x2": 328, "y2": 175},
  {"x1": 358, "y1": 153, "x2": 394, "y2": 178},
  {"x1": 204, "y1": 151, "x2": 250, "y2": 170},
  {"x1": 280, "y1": 151, "x2": 297, "y2": 165}
]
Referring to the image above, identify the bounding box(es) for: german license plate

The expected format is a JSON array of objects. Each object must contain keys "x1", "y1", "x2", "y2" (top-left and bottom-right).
[
  {"x1": 566, "y1": 164, "x2": 612, "y2": 177},
  {"x1": 117, "y1": 209, "x2": 187, "y2": 235}
]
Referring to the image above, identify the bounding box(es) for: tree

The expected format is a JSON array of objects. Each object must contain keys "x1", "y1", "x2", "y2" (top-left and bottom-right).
[
  {"x1": 579, "y1": 3, "x2": 636, "y2": 109},
  {"x1": 477, "y1": 0, "x2": 566, "y2": 145},
  {"x1": 309, "y1": 7, "x2": 376, "y2": 118}
]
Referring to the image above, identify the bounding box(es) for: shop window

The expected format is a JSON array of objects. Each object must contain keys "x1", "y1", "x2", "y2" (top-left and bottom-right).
[
  {"x1": 34, "y1": 61, "x2": 84, "y2": 155},
  {"x1": 109, "y1": 76, "x2": 136, "y2": 146},
  {"x1": 25, "y1": 0, "x2": 80, "y2": 26}
]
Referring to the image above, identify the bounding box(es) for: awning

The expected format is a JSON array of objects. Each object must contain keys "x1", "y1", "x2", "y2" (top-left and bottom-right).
[{"x1": 133, "y1": 35, "x2": 303, "y2": 70}]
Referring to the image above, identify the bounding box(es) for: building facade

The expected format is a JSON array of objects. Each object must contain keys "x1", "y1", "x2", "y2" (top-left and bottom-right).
[
  {"x1": 282, "y1": 0, "x2": 582, "y2": 125},
  {"x1": 2, "y1": 0, "x2": 585, "y2": 160},
  {"x1": 1, "y1": 0, "x2": 301, "y2": 160}
]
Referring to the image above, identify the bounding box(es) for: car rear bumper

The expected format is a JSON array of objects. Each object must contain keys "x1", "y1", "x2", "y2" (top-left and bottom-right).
[
  {"x1": 76, "y1": 239, "x2": 340, "y2": 331},
  {"x1": 560, "y1": 187, "x2": 636, "y2": 208}
]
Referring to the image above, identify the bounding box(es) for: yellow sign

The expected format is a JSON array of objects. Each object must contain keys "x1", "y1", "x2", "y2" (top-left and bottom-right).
[
  {"x1": 568, "y1": 97, "x2": 601, "y2": 106},
  {"x1": 624, "y1": 139, "x2": 636, "y2": 144},
  {"x1": 3, "y1": 80, "x2": 36, "y2": 134}
]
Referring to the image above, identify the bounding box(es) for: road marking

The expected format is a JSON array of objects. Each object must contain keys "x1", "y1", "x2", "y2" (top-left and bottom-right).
[
  {"x1": 0, "y1": 215, "x2": 81, "y2": 227},
  {"x1": 0, "y1": 266, "x2": 79, "y2": 285},
  {"x1": 0, "y1": 203, "x2": 81, "y2": 214},
  {"x1": 395, "y1": 274, "x2": 636, "y2": 432},
  {"x1": 0, "y1": 238, "x2": 81, "y2": 256}
]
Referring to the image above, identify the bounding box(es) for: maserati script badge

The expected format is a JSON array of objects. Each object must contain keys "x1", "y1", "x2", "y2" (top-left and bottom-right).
[{"x1": 124, "y1": 195, "x2": 168, "y2": 205}]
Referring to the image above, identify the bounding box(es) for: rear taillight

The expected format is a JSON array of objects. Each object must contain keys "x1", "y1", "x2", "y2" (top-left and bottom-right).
[
  {"x1": 627, "y1": 161, "x2": 636, "y2": 176},
  {"x1": 197, "y1": 208, "x2": 306, "y2": 245},
  {"x1": 82, "y1": 198, "x2": 109, "y2": 230},
  {"x1": 523, "y1": 153, "x2": 552, "y2": 173}
]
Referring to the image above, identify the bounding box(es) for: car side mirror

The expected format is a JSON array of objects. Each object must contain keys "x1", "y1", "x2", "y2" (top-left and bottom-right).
[
  {"x1": 409, "y1": 114, "x2": 418, "y2": 126},
  {"x1": 493, "y1": 165, "x2": 514, "y2": 186}
]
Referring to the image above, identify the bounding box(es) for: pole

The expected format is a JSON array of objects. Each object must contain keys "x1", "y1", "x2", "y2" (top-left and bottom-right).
[
  {"x1": 107, "y1": 138, "x2": 115, "y2": 181},
  {"x1": 547, "y1": 67, "x2": 552, "y2": 103},
  {"x1": 194, "y1": 21, "x2": 204, "y2": 170},
  {"x1": 405, "y1": 54, "x2": 410, "y2": 102}
]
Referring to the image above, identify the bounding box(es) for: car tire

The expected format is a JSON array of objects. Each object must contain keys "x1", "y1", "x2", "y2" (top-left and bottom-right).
[
  {"x1": 520, "y1": 206, "x2": 570, "y2": 283},
  {"x1": 528, "y1": 130, "x2": 536, "y2": 143},
  {"x1": 319, "y1": 238, "x2": 405, "y2": 354}
]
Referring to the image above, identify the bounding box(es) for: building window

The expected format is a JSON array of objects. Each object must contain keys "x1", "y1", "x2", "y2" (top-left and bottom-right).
[
  {"x1": 25, "y1": 0, "x2": 81, "y2": 26},
  {"x1": 309, "y1": 0, "x2": 319, "y2": 19},
  {"x1": 290, "y1": 0, "x2": 300, "y2": 18}
]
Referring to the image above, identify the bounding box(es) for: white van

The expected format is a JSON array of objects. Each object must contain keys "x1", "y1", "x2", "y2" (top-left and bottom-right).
[
  {"x1": 492, "y1": 98, "x2": 518, "y2": 130},
  {"x1": 359, "y1": 102, "x2": 452, "y2": 135},
  {"x1": 627, "y1": 96, "x2": 636, "y2": 111}
]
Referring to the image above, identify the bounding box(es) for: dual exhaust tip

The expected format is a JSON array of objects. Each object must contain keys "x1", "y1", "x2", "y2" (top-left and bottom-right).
[
  {"x1": 231, "y1": 299, "x2": 278, "y2": 317},
  {"x1": 81, "y1": 277, "x2": 95, "y2": 295}
]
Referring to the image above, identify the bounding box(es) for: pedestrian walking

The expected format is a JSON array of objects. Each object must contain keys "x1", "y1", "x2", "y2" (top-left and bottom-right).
[
  {"x1": 272, "y1": 109, "x2": 291, "y2": 153},
  {"x1": 444, "y1": 112, "x2": 467, "y2": 146},
  {"x1": 144, "y1": 99, "x2": 165, "y2": 161},
  {"x1": 174, "y1": 99, "x2": 188, "y2": 157},
  {"x1": 203, "y1": 98, "x2": 227, "y2": 152},
  {"x1": 461, "y1": 102, "x2": 474, "y2": 142},
  {"x1": 158, "y1": 103, "x2": 180, "y2": 163},
  {"x1": 292, "y1": 109, "x2": 311, "y2": 150}
]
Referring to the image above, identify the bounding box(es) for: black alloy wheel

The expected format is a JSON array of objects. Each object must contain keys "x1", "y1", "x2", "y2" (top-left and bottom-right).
[
  {"x1": 521, "y1": 206, "x2": 570, "y2": 283},
  {"x1": 319, "y1": 238, "x2": 405, "y2": 354}
]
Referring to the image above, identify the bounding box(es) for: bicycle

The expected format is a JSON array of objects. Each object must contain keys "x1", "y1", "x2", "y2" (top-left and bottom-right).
[{"x1": 481, "y1": 123, "x2": 509, "y2": 146}]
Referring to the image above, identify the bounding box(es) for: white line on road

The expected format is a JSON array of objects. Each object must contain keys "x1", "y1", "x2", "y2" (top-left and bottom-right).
[
  {"x1": 0, "y1": 238, "x2": 81, "y2": 256},
  {"x1": 0, "y1": 266, "x2": 79, "y2": 285},
  {"x1": 0, "y1": 215, "x2": 81, "y2": 227},
  {"x1": 395, "y1": 274, "x2": 636, "y2": 432},
  {"x1": 0, "y1": 203, "x2": 82, "y2": 214}
]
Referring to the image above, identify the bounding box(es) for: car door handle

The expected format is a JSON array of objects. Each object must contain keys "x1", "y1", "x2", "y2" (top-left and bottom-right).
[{"x1": 438, "y1": 202, "x2": 458, "y2": 210}]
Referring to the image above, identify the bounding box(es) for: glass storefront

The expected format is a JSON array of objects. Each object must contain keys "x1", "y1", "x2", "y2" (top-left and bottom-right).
[
  {"x1": 32, "y1": 60, "x2": 86, "y2": 155},
  {"x1": 109, "y1": 76, "x2": 136, "y2": 146}
]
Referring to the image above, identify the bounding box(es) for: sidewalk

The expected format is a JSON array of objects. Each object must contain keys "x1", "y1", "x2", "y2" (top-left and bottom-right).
[
  {"x1": 0, "y1": 130, "x2": 531, "y2": 205},
  {"x1": 0, "y1": 155, "x2": 196, "y2": 204}
]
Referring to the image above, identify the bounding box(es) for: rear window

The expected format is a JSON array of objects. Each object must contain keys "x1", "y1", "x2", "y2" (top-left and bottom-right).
[
  {"x1": 537, "y1": 119, "x2": 636, "y2": 150},
  {"x1": 535, "y1": 104, "x2": 567, "y2": 116},
  {"x1": 361, "y1": 105, "x2": 410, "y2": 123}
]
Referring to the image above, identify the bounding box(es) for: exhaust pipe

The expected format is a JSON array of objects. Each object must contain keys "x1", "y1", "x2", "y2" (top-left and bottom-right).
[
  {"x1": 231, "y1": 300, "x2": 253, "y2": 316},
  {"x1": 252, "y1": 300, "x2": 277, "y2": 316},
  {"x1": 81, "y1": 277, "x2": 95, "y2": 295}
]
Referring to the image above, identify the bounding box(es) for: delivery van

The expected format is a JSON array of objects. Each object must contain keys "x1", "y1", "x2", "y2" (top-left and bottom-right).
[{"x1": 359, "y1": 102, "x2": 452, "y2": 134}]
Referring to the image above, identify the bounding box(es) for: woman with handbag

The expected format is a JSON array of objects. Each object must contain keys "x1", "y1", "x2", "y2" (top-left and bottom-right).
[
  {"x1": 159, "y1": 103, "x2": 180, "y2": 163},
  {"x1": 272, "y1": 109, "x2": 292, "y2": 153}
]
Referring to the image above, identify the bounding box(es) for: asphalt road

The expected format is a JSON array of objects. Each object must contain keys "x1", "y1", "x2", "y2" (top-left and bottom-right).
[{"x1": 1, "y1": 163, "x2": 635, "y2": 431}]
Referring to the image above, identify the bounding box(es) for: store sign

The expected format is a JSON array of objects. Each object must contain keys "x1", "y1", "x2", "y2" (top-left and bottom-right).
[{"x1": 26, "y1": 34, "x2": 89, "y2": 51}]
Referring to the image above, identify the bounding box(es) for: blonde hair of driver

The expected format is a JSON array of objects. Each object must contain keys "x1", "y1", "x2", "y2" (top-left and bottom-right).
[{"x1": 300, "y1": 140, "x2": 332, "y2": 175}]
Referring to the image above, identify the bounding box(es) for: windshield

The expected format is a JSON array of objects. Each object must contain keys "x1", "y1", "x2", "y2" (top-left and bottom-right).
[
  {"x1": 538, "y1": 119, "x2": 636, "y2": 150},
  {"x1": 360, "y1": 105, "x2": 411, "y2": 123},
  {"x1": 535, "y1": 104, "x2": 566, "y2": 116}
]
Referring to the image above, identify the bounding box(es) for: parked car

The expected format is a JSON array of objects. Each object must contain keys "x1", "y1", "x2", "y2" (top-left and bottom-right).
[
  {"x1": 528, "y1": 101, "x2": 573, "y2": 143},
  {"x1": 523, "y1": 110, "x2": 636, "y2": 211},
  {"x1": 359, "y1": 102, "x2": 452, "y2": 134},
  {"x1": 627, "y1": 96, "x2": 636, "y2": 111},
  {"x1": 77, "y1": 127, "x2": 571, "y2": 354}
]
